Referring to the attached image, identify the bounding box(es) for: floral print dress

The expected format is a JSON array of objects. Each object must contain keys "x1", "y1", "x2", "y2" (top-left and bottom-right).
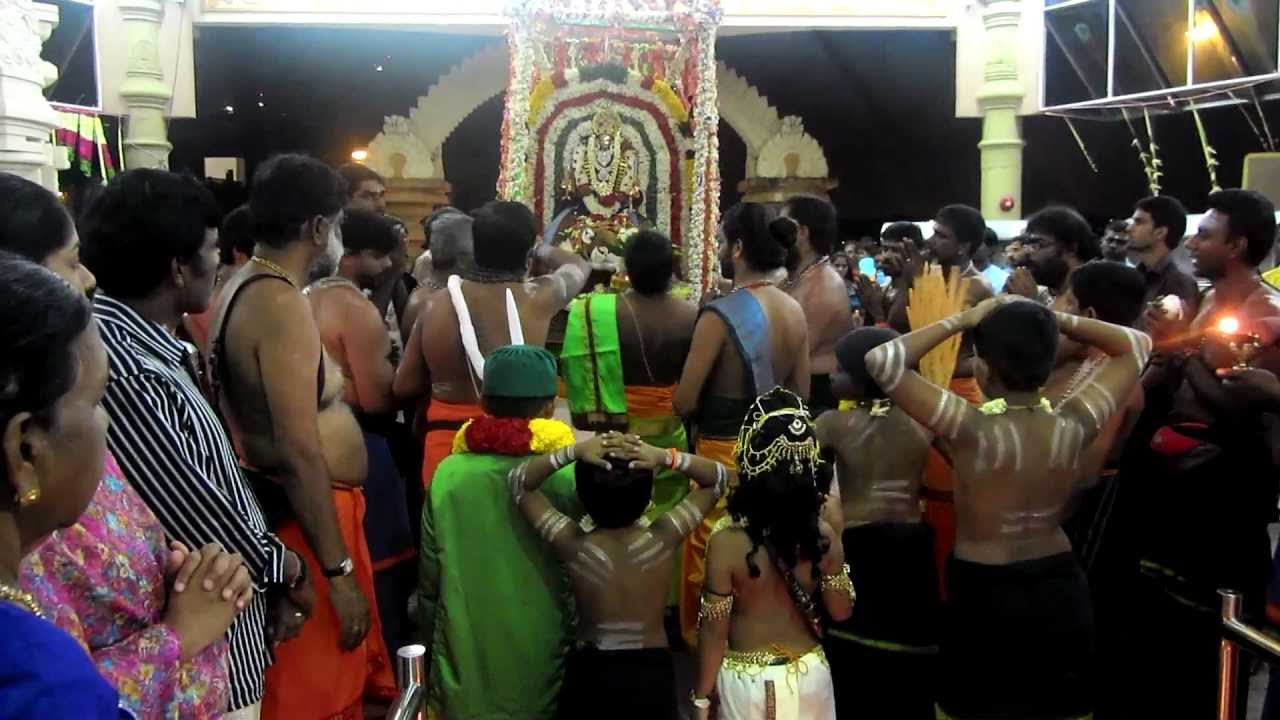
[{"x1": 20, "y1": 452, "x2": 230, "y2": 719}]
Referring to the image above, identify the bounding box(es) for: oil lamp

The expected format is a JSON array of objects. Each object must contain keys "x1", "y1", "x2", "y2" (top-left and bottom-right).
[{"x1": 1214, "y1": 315, "x2": 1262, "y2": 369}]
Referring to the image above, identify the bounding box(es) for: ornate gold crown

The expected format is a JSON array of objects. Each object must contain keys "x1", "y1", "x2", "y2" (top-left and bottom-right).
[
  {"x1": 591, "y1": 107, "x2": 622, "y2": 136},
  {"x1": 734, "y1": 388, "x2": 823, "y2": 478}
]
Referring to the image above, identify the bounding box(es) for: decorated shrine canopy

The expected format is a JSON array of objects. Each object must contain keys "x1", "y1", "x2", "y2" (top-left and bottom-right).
[{"x1": 498, "y1": 0, "x2": 723, "y2": 298}]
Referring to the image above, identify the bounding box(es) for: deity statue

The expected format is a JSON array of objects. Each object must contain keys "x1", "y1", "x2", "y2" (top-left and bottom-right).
[
  {"x1": 569, "y1": 107, "x2": 642, "y2": 219},
  {"x1": 555, "y1": 106, "x2": 647, "y2": 276}
]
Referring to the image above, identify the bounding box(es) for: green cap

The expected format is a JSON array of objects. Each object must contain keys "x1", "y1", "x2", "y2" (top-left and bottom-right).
[{"x1": 483, "y1": 345, "x2": 558, "y2": 398}]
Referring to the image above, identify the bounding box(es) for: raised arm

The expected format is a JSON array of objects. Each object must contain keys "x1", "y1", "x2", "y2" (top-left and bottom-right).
[
  {"x1": 1055, "y1": 312, "x2": 1151, "y2": 445},
  {"x1": 817, "y1": 520, "x2": 854, "y2": 622},
  {"x1": 620, "y1": 438, "x2": 730, "y2": 546},
  {"x1": 531, "y1": 244, "x2": 591, "y2": 309},
  {"x1": 862, "y1": 308, "x2": 979, "y2": 449},
  {"x1": 510, "y1": 435, "x2": 617, "y2": 560},
  {"x1": 674, "y1": 312, "x2": 726, "y2": 418}
]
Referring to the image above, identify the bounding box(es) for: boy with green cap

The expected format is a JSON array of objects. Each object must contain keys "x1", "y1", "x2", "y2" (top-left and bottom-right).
[{"x1": 418, "y1": 344, "x2": 584, "y2": 720}]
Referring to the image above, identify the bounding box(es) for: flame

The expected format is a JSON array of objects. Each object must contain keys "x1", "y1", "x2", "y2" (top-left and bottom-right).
[{"x1": 1217, "y1": 316, "x2": 1240, "y2": 335}]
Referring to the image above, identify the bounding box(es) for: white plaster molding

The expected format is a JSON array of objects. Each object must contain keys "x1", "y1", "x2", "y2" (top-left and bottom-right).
[
  {"x1": 367, "y1": 114, "x2": 438, "y2": 179},
  {"x1": 754, "y1": 115, "x2": 830, "y2": 178},
  {"x1": 714, "y1": 61, "x2": 780, "y2": 161},
  {"x1": 410, "y1": 43, "x2": 508, "y2": 153},
  {"x1": 0, "y1": 0, "x2": 61, "y2": 189}
]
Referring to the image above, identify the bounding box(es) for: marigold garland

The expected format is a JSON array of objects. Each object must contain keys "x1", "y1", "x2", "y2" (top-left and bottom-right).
[{"x1": 452, "y1": 416, "x2": 577, "y2": 457}]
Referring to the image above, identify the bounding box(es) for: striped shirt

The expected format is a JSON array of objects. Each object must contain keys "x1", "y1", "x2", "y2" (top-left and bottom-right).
[{"x1": 94, "y1": 294, "x2": 287, "y2": 711}]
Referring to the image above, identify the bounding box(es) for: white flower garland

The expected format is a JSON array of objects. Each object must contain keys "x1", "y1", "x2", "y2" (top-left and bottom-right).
[
  {"x1": 499, "y1": 26, "x2": 538, "y2": 202},
  {"x1": 686, "y1": 24, "x2": 721, "y2": 301}
]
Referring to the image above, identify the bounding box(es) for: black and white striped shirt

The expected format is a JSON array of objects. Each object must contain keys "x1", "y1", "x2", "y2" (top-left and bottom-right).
[{"x1": 95, "y1": 294, "x2": 287, "y2": 711}]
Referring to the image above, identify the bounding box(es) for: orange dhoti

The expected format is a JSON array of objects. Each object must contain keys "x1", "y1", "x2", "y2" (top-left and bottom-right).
[
  {"x1": 679, "y1": 436, "x2": 737, "y2": 648},
  {"x1": 263, "y1": 487, "x2": 396, "y2": 720},
  {"x1": 923, "y1": 376, "x2": 984, "y2": 599},
  {"x1": 420, "y1": 399, "x2": 482, "y2": 489}
]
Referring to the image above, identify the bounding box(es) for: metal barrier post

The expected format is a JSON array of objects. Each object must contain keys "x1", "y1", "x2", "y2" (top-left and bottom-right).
[
  {"x1": 1219, "y1": 590, "x2": 1241, "y2": 720},
  {"x1": 391, "y1": 644, "x2": 426, "y2": 720}
]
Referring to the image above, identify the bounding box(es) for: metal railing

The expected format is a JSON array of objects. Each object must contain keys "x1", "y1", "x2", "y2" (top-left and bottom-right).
[
  {"x1": 390, "y1": 644, "x2": 427, "y2": 720},
  {"x1": 1218, "y1": 590, "x2": 1280, "y2": 720}
]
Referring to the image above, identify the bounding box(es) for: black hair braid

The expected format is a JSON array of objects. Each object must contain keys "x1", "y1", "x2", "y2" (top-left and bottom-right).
[{"x1": 727, "y1": 460, "x2": 833, "y2": 580}]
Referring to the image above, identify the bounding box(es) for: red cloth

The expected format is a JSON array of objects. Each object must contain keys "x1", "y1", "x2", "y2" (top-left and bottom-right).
[
  {"x1": 262, "y1": 488, "x2": 395, "y2": 720},
  {"x1": 420, "y1": 399, "x2": 482, "y2": 489}
]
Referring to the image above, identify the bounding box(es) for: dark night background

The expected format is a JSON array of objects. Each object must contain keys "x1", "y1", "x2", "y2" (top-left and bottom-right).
[{"x1": 168, "y1": 26, "x2": 1276, "y2": 235}]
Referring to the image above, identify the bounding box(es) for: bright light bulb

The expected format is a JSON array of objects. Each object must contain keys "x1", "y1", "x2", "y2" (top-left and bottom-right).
[
  {"x1": 375, "y1": 64, "x2": 384, "y2": 72},
  {"x1": 224, "y1": 105, "x2": 235, "y2": 114},
  {"x1": 1218, "y1": 316, "x2": 1240, "y2": 335},
  {"x1": 351, "y1": 149, "x2": 369, "y2": 162},
  {"x1": 1189, "y1": 13, "x2": 1220, "y2": 43}
]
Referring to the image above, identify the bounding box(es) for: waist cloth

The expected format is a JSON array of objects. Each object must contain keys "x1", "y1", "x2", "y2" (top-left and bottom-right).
[
  {"x1": 923, "y1": 376, "x2": 984, "y2": 598},
  {"x1": 558, "y1": 646, "x2": 677, "y2": 720},
  {"x1": 1140, "y1": 423, "x2": 1276, "y2": 611},
  {"x1": 937, "y1": 552, "x2": 1093, "y2": 720},
  {"x1": 717, "y1": 646, "x2": 835, "y2": 720},
  {"x1": 825, "y1": 523, "x2": 940, "y2": 720},
  {"x1": 262, "y1": 486, "x2": 396, "y2": 720},
  {"x1": 679, "y1": 430, "x2": 740, "y2": 648},
  {"x1": 420, "y1": 399, "x2": 481, "y2": 489},
  {"x1": 628, "y1": 385, "x2": 690, "y2": 607}
]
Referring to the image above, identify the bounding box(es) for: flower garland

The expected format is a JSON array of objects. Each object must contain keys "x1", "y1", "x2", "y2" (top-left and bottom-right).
[
  {"x1": 451, "y1": 416, "x2": 577, "y2": 457},
  {"x1": 499, "y1": 26, "x2": 539, "y2": 202},
  {"x1": 685, "y1": 23, "x2": 721, "y2": 301}
]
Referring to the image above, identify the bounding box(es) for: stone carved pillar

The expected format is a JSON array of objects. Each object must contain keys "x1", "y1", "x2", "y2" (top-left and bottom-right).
[
  {"x1": 0, "y1": 0, "x2": 61, "y2": 190},
  {"x1": 976, "y1": 0, "x2": 1025, "y2": 221},
  {"x1": 118, "y1": 0, "x2": 170, "y2": 169}
]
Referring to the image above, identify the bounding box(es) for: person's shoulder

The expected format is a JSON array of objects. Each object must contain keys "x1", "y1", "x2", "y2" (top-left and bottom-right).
[
  {"x1": 0, "y1": 607, "x2": 122, "y2": 711},
  {"x1": 1246, "y1": 282, "x2": 1280, "y2": 318}
]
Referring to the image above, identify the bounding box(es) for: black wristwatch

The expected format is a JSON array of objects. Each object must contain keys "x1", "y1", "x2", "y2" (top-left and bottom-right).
[
  {"x1": 323, "y1": 558, "x2": 354, "y2": 579},
  {"x1": 286, "y1": 551, "x2": 308, "y2": 590}
]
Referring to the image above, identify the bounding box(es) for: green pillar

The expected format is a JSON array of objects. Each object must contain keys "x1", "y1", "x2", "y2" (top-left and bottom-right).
[
  {"x1": 976, "y1": 0, "x2": 1025, "y2": 221},
  {"x1": 119, "y1": 0, "x2": 171, "y2": 170}
]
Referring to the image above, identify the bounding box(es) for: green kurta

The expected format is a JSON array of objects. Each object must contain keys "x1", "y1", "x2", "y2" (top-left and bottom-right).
[{"x1": 419, "y1": 452, "x2": 582, "y2": 720}]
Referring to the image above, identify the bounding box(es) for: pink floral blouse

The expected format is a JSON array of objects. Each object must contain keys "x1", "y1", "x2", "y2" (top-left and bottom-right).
[{"x1": 20, "y1": 452, "x2": 230, "y2": 719}]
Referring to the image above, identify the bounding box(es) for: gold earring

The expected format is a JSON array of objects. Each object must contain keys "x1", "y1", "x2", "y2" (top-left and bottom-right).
[{"x1": 17, "y1": 487, "x2": 39, "y2": 507}]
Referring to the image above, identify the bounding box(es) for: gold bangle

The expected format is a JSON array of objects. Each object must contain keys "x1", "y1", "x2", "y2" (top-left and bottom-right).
[
  {"x1": 819, "y1": 563, "x2": 855, "y2": 601},
  {"x1": 698, "y1": 593, "x2": 734, "y2": 625}
]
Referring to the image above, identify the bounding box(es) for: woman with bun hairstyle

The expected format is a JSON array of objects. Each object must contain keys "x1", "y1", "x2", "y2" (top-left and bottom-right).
[{"x1": 672, "y1": 201, "x2": 811, "y2": 646}]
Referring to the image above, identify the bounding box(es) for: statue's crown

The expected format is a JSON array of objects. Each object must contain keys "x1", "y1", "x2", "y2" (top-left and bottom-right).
[{"x1": 592, "y1": 107, "x2": 622, "y2": 135}]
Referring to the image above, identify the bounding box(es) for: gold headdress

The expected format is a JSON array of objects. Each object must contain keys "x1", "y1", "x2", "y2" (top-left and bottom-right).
[
  {"x1": 591, "y1": 107, "x2": 622, "y2": 136},
  {"x1": 734, "y1": 387, "x2": 823, "y2": 478}
]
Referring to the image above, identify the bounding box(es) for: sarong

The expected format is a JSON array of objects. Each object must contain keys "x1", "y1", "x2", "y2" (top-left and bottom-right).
[
  {"x1": 808, "y1": 373, "x2": 836, "y2": 416},
  {"x1": 262, "y1": 487, "x2": 396, "y2": 720},
  {"x1": 922, "y1": 376, "x2": 983, "y2": 597},
  {"x1": 361, "y1": 430, "x2": 415, "y2": 654},
  {"x1": 825, "y1": 523, "x2": 939, "y2": 720},
  {"x1": 937, "y1": 553, "x2": 1093, "y2": 720},
  {"x1": 627, "y1": 385, "x2": 689, "y2": 520},
  {"x1": 1125, "y1": 423, "x2": 1275, "y2": 718},
  {"x1": 717, "y1": 646, "x2": 835, "y2": 720},
  {"x1": 558, "y1": 646, "x2": 677, "y2": 720},
  {"x1": 420, "y1": 399, "x2": 481, "y2": 489},
  {"x1": 679, "y1": 432, "x2": 739, "y2": 648}
]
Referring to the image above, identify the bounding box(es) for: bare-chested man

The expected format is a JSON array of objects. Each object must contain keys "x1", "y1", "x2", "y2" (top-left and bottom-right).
[
  {"x1": 401, "y1": 207, "x2": 471, "y2": 338},
  {"x1": 815, "y1": 327, "x2": 938, "y2": 720},
  {"x1": 305, "y1": 207, "x2": 416, "y2": 655},
  {"x1": 856, "y1": 221, "x2": 924, "y2": 326},
  {"x1": 209, "y1": 154, "x2": 393, "y2": 718},
  {"x1": 514, "y1": 432, "x2": 727, "y2": 718},
  {"x1": 394, "y1": 200, "x2": 589, "y2": 488},
  {"x1": 781, "y1": 195, "x2": 855, "y2": 415},
  {"x1": 673, "y1": 201, "x2": 809, "y2": 646},
  {"x1": 561, "y1": 229, "x2": 696, "y2": 514},
  {"x1": 865, "y1": 295, "x2": 1148, "y2": 720},
  {"x1": 1129, "y1": 189, "x2": 1280, "y2": 718}
]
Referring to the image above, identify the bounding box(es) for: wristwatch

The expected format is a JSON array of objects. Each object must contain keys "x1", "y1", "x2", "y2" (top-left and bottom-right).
[
  {"x1": 286, "y1": 550, "x2": 308, "y2": 589},
  {"x1": 323, "y1": 557, "x2": 354, "y2": 579}
]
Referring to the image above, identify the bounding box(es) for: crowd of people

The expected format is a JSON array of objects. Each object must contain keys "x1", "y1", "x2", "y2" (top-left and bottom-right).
[{"x1": 0, "y1": 153, "x2": 1278, "y2": 720}]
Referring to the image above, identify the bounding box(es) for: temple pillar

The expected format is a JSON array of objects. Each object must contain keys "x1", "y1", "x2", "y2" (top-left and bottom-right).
[
  {"x1": 976, "y1": 0, "x2": 1025, "y2": 221},
  {"x1": 118, "y1": 0, "x2": 171, "y2": 170},
  {"x1": 0, "y1": 0, "x2": 62, "y2": 190}
]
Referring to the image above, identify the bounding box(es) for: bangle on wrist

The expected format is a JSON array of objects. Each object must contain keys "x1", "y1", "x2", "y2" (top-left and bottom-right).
[{"x1": 690, "y1": 691, "x2": 712, "y2": 709}]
